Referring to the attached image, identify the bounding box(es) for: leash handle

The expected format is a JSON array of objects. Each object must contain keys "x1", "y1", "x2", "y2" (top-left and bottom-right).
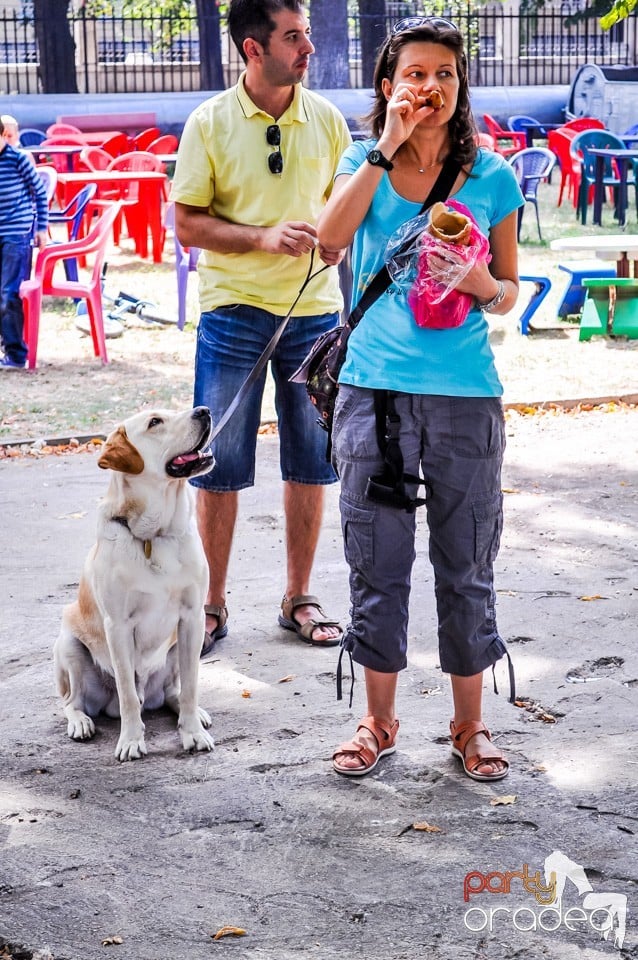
[{"x1": 209, "y1": 250, "x2": 330, "y2": 443}]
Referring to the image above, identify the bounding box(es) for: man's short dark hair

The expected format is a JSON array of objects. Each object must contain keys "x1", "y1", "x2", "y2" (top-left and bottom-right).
[{"x1": 228, "y1": 0, "x2": 304, "y2": 63}]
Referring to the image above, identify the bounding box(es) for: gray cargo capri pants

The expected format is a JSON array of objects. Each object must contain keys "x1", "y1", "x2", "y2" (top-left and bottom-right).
[{"x1": 332, "y1": 385, "x2": 508, "y2": 677}]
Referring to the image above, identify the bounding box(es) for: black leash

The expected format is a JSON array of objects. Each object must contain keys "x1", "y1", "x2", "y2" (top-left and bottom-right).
[{"x1": 209, "y1": 250, "x2": 330, "y2": 444}]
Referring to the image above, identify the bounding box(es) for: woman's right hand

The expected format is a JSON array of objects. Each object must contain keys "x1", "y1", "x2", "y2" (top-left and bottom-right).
[{"x1": 378, "y1": 83, "x2": 436, "y2": 155}]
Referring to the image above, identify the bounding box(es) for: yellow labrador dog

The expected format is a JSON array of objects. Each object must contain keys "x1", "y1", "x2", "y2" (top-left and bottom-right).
[{"x1": 54, "y1": 406, "x2": 215, "y2": 761}]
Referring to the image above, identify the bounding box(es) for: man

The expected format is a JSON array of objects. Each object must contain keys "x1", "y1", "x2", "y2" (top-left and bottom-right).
[{"x1": 171, "y1": 0, "x2": 351, "y2": 655}]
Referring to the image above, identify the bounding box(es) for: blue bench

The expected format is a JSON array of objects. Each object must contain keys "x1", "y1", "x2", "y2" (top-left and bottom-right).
[
  {"x1": 557, "y1": 261, "x2": 616, "y2": 318},
  {"x1": 518, "y1": 275, "x2": 552, "y2": 334}
]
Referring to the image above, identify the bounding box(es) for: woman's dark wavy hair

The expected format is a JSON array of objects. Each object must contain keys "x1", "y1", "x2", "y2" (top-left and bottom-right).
[{"x1": 366, "y1": 24, "x2": 477, "y2": 169}]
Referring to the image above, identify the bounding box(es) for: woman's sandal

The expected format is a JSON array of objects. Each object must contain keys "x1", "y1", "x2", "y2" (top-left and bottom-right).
[
  {"x1": 450, "y1": 719, "x2": 509, "y2": 782},
  {"x1": 278, "y1": 594, "x2": 342, "y2": 647},
  {"x1": 201, "y1": 604, "x2": 228, "y2": 658},
  {"x1": 333, "y1": 716, "x2": 400, "y2": 777}
]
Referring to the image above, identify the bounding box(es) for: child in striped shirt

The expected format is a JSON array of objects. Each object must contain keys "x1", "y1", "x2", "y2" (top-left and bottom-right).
[{"x1": 0, "y1": 117, "x2": 48, "y2": 369}]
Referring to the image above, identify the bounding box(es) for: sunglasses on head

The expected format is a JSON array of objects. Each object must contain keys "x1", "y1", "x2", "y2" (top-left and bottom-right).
[
  {"x1": 392, "y1": 15, "x2": 459, "y2": 34},
  {"x1": 266, "y1": 123, "x2": 283, "y2": 175}
]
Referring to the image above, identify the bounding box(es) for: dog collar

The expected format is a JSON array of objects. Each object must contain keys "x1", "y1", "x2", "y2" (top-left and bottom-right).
[{"x1": 112, "y1": 515, "x2": 153, "y2": 560}]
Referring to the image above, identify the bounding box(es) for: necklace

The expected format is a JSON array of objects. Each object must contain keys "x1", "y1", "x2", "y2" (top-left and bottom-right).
[{"x1": 417, "y1": 159, "x2": 443, "y2": 173}]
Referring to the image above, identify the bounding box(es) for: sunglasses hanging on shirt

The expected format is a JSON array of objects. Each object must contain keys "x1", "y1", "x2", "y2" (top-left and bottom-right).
[{"x1": 266, "y1": 124, "x2": 283, "y2": 175}]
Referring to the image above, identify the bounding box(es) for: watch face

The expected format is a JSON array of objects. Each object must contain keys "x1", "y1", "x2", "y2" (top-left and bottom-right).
[{"x1": 367, "y1": 149, "x2": 391, "y2": 170}]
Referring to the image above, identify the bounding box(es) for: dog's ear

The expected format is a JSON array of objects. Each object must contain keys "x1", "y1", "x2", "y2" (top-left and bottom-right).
[{"x1": 97, "y1": 426, "x2": 145, "y2": 475}]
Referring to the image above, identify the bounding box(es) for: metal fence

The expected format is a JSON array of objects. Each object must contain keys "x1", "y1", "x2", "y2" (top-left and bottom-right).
[{"x1": 1, "y1": 5, "x2": 636, "y2": 96}]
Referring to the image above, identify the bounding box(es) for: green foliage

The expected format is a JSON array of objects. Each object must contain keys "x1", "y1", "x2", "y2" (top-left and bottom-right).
[
  {"x1": 85, "y1": 0, "x2": 198, "y2": 49},
  {"x1": 600, "y1": 0, "x2": 637, "y2": 27}
]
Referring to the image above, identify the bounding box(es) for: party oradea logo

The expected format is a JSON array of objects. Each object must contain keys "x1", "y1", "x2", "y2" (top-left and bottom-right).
[{"x1": 463, "y1": 850, "x2": 627, "y2": 949}]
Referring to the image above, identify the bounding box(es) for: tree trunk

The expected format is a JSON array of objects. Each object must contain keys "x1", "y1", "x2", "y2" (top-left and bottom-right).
[
  {"x1": 195, "y1": 0, "x2": 224, "y2": 90},
  {"x1": 359, "y1": 0, "x2": 386, "y2": 88},
  {"x1": 308, "y1": 0, "x2": 350, "y2": 89},
  {"x1": 33, "y1": 0, "x2": 78, "y2": 93}
]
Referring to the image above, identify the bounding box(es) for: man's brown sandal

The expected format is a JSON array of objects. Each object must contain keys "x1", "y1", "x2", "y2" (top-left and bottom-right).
[
  {"x1": 450, "y1": 719, "x2": 509, "y2": 782},
  {"x1": 333, "y1": 716, "x2": 400, "y2": 777},
  {"x1": 278, "y1": 594, "x2": 342, "y2": 647},
  {"x1": 201, "y1": 603, "x2": 228, "y2": 658}
]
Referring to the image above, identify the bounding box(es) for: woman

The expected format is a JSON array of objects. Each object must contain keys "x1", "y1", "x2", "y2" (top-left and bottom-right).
[{"x1": 317, "y1": 17, "x2": 524, "y2": 780}]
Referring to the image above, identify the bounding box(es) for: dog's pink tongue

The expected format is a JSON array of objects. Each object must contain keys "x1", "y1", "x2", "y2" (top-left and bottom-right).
[{"x1": 172, "y1": 452, "x2": 200, "y2": 466}]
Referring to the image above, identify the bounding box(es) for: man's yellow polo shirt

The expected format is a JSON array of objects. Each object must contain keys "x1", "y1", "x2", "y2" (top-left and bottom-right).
[{"x1": 170, "y1": 74, "x2": 352, "y2": 316}]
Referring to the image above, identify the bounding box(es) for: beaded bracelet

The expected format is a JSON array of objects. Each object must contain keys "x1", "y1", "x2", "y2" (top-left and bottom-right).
[{"x1": 478, "y1": 280, "x2": 505, "y2": 313}]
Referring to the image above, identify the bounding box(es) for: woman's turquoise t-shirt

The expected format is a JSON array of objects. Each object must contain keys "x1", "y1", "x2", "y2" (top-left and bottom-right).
[{"x1": 337, "y1": 141, "x2": 524, "y2": 397}]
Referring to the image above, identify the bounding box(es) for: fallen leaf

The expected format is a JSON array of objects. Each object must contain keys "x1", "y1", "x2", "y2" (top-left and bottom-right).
[
  {"x1": 490, "y1": 794, "x2": 517, "y2": 806},
  {"x1": 101, "y1": 935, "x2": 123, "y2": 946},
  {"x1": 501, "y1": 487, "x2": 520, "y2": 494},
  {"x1": 532, "y1": 764, "x2": 548, "y2": 772},
  {"x1": 412, "y1": 821, "x2": 443, "y2": 833},
  {"x1": 579, "y1": 594, "x2": 607, "y2": 602},
  {"x1": 57, "y1": 511, "x2": 87, "y2": 520},
  {"x1": 241, "y1": 689, "x2": 251, "y2": 698},
  {"x1": 212, "y1": 925, "x2": 247, "y2": 941},
  {"x1": 278, "y1": 674, "x2": 295, "y2": 683}
]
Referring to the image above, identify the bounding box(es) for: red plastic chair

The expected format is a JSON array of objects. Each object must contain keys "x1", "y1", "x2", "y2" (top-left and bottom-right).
[
  {"x1": 134, "y1": 126, "x2": 161, "y2": 151},
  {"x1": 482, "y1": 114, "x2": 527, "y2": 158},
  {"x1": 101, "y1": 132, "x2": 132, "y2": 158},
  {"x1": 146, "y1": 134, "x2": 179, "y2": 155},
  {"x1": 19, "y1": 202, "x2": 122, "y2": 370},
  {"x1": 548, "y1": 127, "x2": 581, "y2": 207},
  {"x1": 46, "y1": 122, "x2": 82, "y2": 137},
  {"x1": 562, "y1": 118, "x2": 605, "y2": 133},
  {"x1": 87, "y1": 152, "x2": 163, "y2": 251}
]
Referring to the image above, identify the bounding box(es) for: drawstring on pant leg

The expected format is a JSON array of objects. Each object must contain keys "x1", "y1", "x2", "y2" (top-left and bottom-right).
[
  {"x1": 336, "y1": 645, "x2": 355, "y2": 709},
  {"x1": 492, "y1": 648, "x2": 516, "y2": 704}
]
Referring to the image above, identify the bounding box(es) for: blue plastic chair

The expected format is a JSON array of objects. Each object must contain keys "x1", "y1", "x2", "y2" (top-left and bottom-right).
[
  {"x1": 19, "y1": 127, "x2": 47, "y2": 147},
  {"x1": 570, "y1": 129, "x2": 636, "y2": 225},
  {"x1": 509, "y1": 148, "x2": 555, "y2": 240},
  {"x1": 507, "y1": 115, "x2": 547, "y2": 138},
  {"x1": 48, "y1": 183, "x2": 98, "y2": 282},
  {"x1": 164, "y1": 202, "x2": 198, "y2": 330}
]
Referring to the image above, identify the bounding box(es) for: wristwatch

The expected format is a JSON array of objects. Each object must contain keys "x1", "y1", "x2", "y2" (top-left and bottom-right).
[{"x1": 366, "y1": 148, "x2": 394, "y2": 171}]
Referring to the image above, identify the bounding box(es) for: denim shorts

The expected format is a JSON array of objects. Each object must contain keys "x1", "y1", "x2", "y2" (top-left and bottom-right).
[
  {"x1": 332, "y1": 385, "x2": 507, "y2": 677},
  {"x1": 190, "y1": 304, "x2": 339, "y2": 491}
]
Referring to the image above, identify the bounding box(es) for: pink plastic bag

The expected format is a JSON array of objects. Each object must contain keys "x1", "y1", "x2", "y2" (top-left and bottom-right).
[{"x1": 407, "y1": 200, "x2": 491, "y2": 330}]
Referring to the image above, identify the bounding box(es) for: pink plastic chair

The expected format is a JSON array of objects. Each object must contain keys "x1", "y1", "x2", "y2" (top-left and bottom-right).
[
  {"x1": 46, "y1": 122, "x2": 82, "y2": 137},
  {"x1": 77, "y1": 146, "x2": 112, "y2": 172},
  {"x1": 19, "y1": 202, "x2": 122, "y2": 369}
]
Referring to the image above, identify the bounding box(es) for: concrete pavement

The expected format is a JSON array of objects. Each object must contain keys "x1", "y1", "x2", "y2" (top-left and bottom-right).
[{"x1": 1, "y1": 405, "x2": 637, "y2": 959}]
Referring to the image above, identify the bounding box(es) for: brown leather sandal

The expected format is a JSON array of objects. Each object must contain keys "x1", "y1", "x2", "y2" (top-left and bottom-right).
[
  {"x1": 201, "y1": 603, "x2": 228, "y2": 658},
  {"x1": 278, "y1": 594, "x2": 342, "y2": 647},
  {"x1": 450, "y1": 719, "x2": 509, "y2": 782},
  {"x1": 333, "y1": 716, "x2": 400, "y2": 777}
]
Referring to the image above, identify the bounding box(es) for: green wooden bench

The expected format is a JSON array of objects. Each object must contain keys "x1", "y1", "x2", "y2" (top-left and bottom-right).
[{"x1": 579, "y1": 278, "x2": 638, "y2": 341}]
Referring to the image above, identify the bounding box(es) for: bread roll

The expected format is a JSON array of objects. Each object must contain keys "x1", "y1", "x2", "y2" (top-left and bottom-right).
[{"x1": 427, "y1": 202, "x2": 472, "y2": 245}]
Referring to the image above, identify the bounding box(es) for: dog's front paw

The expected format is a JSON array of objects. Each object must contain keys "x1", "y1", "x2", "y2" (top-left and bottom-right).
[
  {"x1": 66, "y1": 711, "x2": 96, "y2": 741},
  {"x1": 180, "y1": 719, "x2": 215, "y2": 753},
  {"x1": 115, "y1": 731, "x2": 148, "y2": 762},
  {"x1": 198, "y1": 706, "x2": 212, "y2": 728}
]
